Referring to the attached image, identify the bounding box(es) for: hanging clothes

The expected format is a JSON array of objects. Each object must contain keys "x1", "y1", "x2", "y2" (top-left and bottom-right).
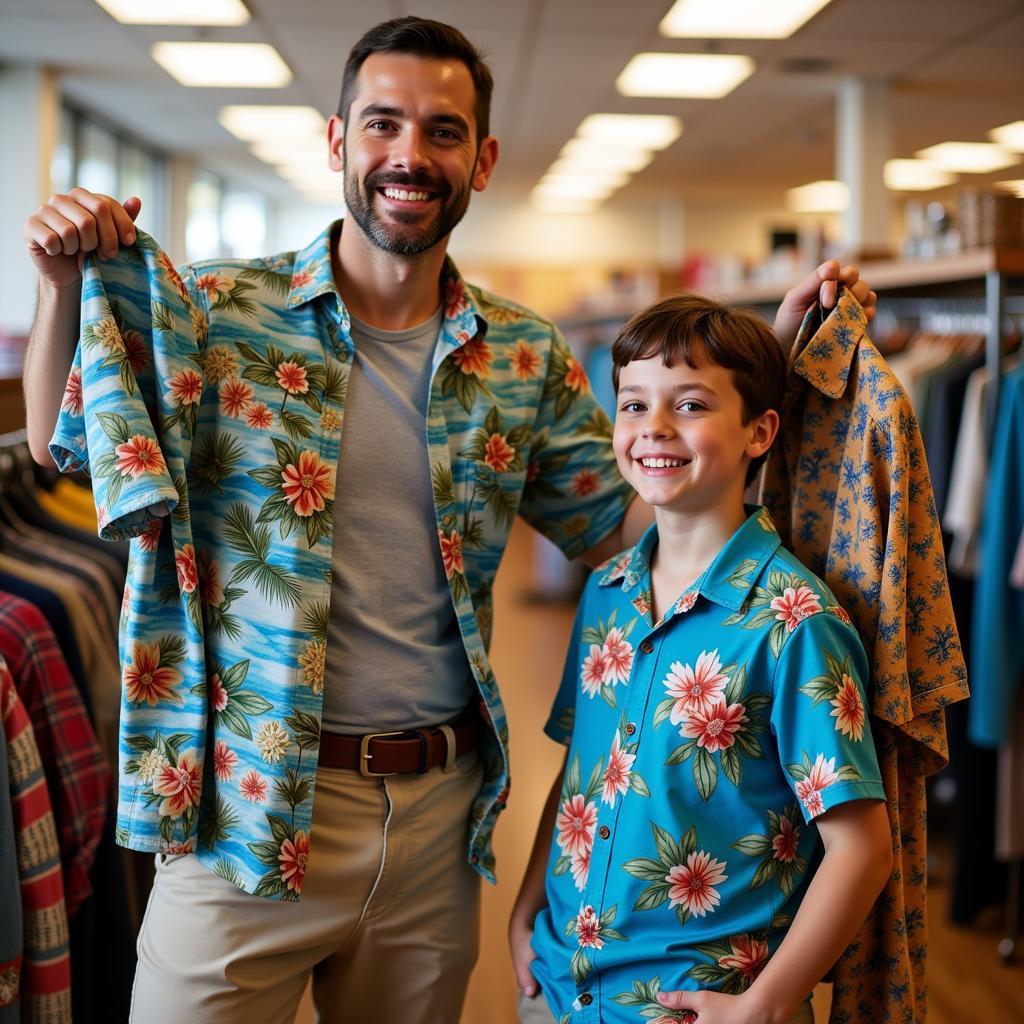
[
  {"x1": 0, "y1": 658, "x2": 72, "y2": 1023},
  {"x1": 761, "y1": 290, "x2": 969, "y2": 1024}
]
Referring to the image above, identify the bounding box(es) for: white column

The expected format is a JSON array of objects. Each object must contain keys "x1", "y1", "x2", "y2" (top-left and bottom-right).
[
  {"x1": 0, "y1": 66, "x2": 60, "y2": 336},
  {"x1": 835, "y1": 77, "x2": 891, "y2": 258}
]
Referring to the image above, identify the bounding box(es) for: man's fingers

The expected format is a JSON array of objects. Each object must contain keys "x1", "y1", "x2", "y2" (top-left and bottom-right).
[
  {"x1": 819, "y1": 278, "x2": 838, "y2": 309},
  {"x1": 70, "y1": 188, "x2": 123, "y2": 258}
]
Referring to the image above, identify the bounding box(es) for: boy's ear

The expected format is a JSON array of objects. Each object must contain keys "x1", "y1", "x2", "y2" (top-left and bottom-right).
[{"x1": 746, "y1": 408, "x2": 780, "y2": 460}]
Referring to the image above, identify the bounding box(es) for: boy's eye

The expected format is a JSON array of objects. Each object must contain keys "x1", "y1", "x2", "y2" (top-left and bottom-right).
[
  {"x1": 619, "y1": 400, "x2": 646, "y2": 413},
  {"x1": 679, "y1": 400, "x2": 706, "y2": 413}
]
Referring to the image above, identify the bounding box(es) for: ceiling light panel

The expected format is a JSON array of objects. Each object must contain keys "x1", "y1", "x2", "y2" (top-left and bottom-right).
[
  {"x1": 152, "y1": 42, "x2": 291, "y2": 88},
  {"x1": 915, "y1": 142, "x2": 1019, "y2": 173},
  {"x1": 560, "y1": 138, "x2": 654, "y2": 173},
  {"x1": 94, "y1": 0, "x2": 249, "y2": 24},
  {"x1": 576, "y1": 114, "x2": 683, "y2": 150},
  {"x1": 785, "y1": 180, "x2": 849, "y2": 213},
  {"x1": 993, "y1": 179, "x2": 1024, "y2": 197},
  {"x1": 659, "y1": 0, "x2": 834, "y2": 39},
  {"x1": 883, "y1": 159, "x2": 957, "y2": 192},
  {"x1": 990, "y1": 122, "x2": 1024, "y2": 152},
  {"x1": 220, "y1": 106, "x2": 326, "y2": 142},
  {"x1": 617, "y1": 53, "x2": 755, "y2": 99}
]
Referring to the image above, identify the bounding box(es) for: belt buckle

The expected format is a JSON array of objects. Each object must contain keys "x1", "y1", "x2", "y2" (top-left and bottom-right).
[{"x1": 359, "y1": 731, "x2": 403, "y2": 777}]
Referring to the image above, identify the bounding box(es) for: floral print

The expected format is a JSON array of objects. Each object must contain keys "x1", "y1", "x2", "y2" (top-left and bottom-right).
[
  {"x1": 529, "y1": 509, "x2": 884, "y2": 1022},
  {"x1": 48, "y1": 224, "x2": 631, "y2": 899}
]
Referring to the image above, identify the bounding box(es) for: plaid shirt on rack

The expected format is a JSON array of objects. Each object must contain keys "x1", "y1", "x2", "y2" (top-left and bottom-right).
[{"x1": 0, "y1": 593, "x2": 109, "y2": 917}]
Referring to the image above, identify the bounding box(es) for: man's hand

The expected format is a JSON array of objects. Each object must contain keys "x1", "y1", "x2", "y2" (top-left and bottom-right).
[
  {"x1": 773, "y1": 259, "x2": 877, "y2": 349},
  {"x1": 508, "y1": 913, "x2": 540, "y2": 998},
  {"x1": 25, "y1": 187, "x2": 142, "y2": 290}
]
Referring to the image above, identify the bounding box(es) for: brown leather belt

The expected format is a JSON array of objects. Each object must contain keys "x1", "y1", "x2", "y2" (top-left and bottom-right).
[{"x1": 318, "y1": 707, "x2": 480, "y2": 776}]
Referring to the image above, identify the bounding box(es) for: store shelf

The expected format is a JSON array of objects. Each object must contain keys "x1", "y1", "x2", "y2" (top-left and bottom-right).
[{"x1": 712, "y1": 247, "x2": 1024, "y2": 305}]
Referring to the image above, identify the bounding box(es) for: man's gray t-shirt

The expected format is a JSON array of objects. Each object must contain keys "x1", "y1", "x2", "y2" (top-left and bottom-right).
[{"x1": 322, "y1": 307, "x2": 475, "y2": 734}]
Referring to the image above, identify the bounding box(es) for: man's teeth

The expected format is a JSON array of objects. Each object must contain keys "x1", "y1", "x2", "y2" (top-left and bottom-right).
[
  {"x1": 383, "y1": 188, "x2": 431, "y2": 201},
  {"x1": 640, "y1": 457, "x2": 688, "y2": 468}
]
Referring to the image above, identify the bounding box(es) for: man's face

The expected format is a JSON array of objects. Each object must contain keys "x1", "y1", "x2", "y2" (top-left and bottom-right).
[{"x1": 328, "y1": 52, "x2": 497, "y2": 257}]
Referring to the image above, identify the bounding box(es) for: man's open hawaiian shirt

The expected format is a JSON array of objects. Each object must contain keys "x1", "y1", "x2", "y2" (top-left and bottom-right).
[
  {"x1": 529, "y1": 509, "x2": 884, "y2": 1024},
  {"x1": 49, "y1": 224, "x2": 631, "y2": 898}
]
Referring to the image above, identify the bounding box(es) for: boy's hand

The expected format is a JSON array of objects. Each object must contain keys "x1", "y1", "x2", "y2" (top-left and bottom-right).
[
  {"x1": 508, "y1": 914, "x2": 540, "y2": 998},
  {"x1": 656, "y1": 987, "x2": 784, "y2": 1024},
  {"x1": 773, "y1": 259, "x2": 877, "y2": 349}
]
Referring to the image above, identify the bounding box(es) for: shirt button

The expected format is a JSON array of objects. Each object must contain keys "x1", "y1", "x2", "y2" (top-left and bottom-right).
[
  {"x1": 625, "y1": 723, "x2": 636, "y2": 736},
  {"x1": 599, "y1": 825, "x2": 611, "y2": 840},
  {"x1": 639, "y1": 640, "x2": 654, "y2": 654},
  {"x1": 579, "y1": 993, "x2": 593, "y2": 1006}
]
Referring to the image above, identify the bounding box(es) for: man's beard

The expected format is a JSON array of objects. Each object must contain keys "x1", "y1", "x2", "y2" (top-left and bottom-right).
[{"x1": 342, "y1": 163, "x2": 472, "y2": 257}]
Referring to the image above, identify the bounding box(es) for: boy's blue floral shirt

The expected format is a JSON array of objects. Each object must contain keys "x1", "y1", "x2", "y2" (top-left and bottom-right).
[
  {"x1": 48, "y1": 224, "x2": 631, "y2": 899},
  {"x1": 530, "y1": 508, "x2": 884, "y2": 1024}
]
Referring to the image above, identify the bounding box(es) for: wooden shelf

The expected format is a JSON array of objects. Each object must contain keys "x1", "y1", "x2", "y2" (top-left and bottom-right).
[{"x1": 711, "y1": 247, "x2": 1024, "y2": 305}]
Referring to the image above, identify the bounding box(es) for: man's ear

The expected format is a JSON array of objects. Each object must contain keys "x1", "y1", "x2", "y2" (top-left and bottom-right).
[
  {"x1": 327, "y1": 115, "x2": 345, "y2": 172},
  {"x1": 472, "y1": 136, "x2": 499, "y2": 193}
]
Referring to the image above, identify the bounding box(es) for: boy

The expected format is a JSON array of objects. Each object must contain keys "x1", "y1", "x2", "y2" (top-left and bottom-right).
[{"x1": 510, "y1": 294, "x2": 892, "y2": 1024}]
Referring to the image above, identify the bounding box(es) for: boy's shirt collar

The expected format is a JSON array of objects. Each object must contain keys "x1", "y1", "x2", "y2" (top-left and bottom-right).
[{"x1": 599, "y1": 505, "x2": 782, "y2": 617}]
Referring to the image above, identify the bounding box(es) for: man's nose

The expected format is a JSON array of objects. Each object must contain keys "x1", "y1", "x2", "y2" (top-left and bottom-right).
[{"x1": 389, "y1": 128, "x2": 429, "y2": 173}]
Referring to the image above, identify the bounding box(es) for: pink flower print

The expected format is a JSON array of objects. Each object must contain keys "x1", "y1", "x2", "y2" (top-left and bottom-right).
[
  {"x1": 208, "y1": 672, "x2": 228, "y2": 713},
  {"x1": 770, "y1": 585, "x2": 822, "y2": 632},
  {"x1": 556, "y1": 794, "x2": 597, "y2": 858},
  {"x1": 795, "y1": 754, "x2": 839, "y2": 818},
  {"x1": 281, "y1": 450, "x2": 333, "y2": 517},
  {"x1": 483, "y1": 433, "x2": 515, "y2": 472},
  {"x1": 664, "y1": 649, "x2": 728, "y2": 723},
  {"x1": 278, "y1": 829, "x2": 310, "y2": 893},
  {"x1": 601, "y1": 731, "x2": 635, "y2": 806},
  {"x1": 239, "y1": 769, "x2": 267, "y2": 803},
  {"x1": 62, "y1": 368, "x2": 83, "y2": 415},
  {"x1": 580, "y1": 644, "x2": 610, "y2": 698},
  {"x1": 115, "y1": 435, "x2": 166, "y2": 478},
  {"x1": 601, "y1": 628, "x2": 634, "y2": 685},
  {"x1": 445, "y1": 276, "x2": 467, "y2": 319},
  {"x1": 175, "y1": 544, "x2": 198, "y2": 594},
  {"x1": 451, "y1": 338, "x2": 493, "y2": 377},
  {"x1": 571, "y1": 469, "x2": 601, "y2": 497},
  {"x1": 122, "y1": 329, "x2": 149, "y2": 374},
  {"x1": 138, "y1": 517, "x2": 163, "y2": 552},
  {"x1": 213, "y1": 739, "x2": 237, "y2": 781},
  {"x1": 680, "y1": 700, "x2": 747, "y2": 754},
  {"x1": 564, "y1": 357, "x2": 589, "y2": 392},
  {"x1": 439, "y1": 529, "x2": 464, "y2": 577},
  {"x1": 219, "y1": 378, "x2": 253, "y2": 418},
  {"x1": 666, "y1": 850, "x2": 727, "y2": 917},
  {"x1": 675, "y1": 591, "x2": 699, "y2": 615},
  {"x1": 772, "y1": 815, "x2": 799, "y2": 863},
  {"x1": 718, "y1": 934, "x2": 769, "y2": 981},
  {"x1": 570, "y1": 845, "x2": 591, "y2": 891},
  {"x1": 289, "y1": 269, "x2": 315, "y2": 290},
  {"x1": 575, "y1": 906, "x2": 603, "y2": 949},
  {"x1": 830, "y1": 674, "x2": 866, "y2": 741},
  {"x1": 511, "y1": 339, "x2": 541, "y2": 381},
  {"x1": 152, "y1": 750, "x2": 201, "y2": 819},
  {"x1": 194, "y1": 273, "x2": 232, "y2": 299},
  {"x1": 275, "y1": 360, "x2": 309, "y2": 395}
]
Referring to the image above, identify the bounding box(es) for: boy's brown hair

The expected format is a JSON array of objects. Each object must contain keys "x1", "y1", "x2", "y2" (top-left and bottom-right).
[{"x1": 611, "y1": 293, "x2": 788, "y2": 484}]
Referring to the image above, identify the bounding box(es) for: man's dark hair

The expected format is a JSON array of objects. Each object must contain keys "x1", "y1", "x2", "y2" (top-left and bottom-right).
[
  {"x1": 611, "y1": 294, "x2": 788, "y2": 484},
  {"x1": 338, "y1": 17, "x2": 494, "y2": 142}
]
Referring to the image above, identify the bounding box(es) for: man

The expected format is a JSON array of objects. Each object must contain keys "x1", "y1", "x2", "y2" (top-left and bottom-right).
[{"x1": 23, "y1": 16, "x2": 876, "y2": 1023}]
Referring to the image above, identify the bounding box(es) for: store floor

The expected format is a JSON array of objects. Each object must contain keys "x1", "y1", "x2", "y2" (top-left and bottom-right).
[{"x1": 296, "y1": 522, "x2": 1022, "y2": 1024}]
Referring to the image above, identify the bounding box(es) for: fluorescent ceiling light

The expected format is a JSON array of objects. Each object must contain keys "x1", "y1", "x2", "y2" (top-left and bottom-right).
[
  {"x1": 250, "y1": 141, "x2": 327, "y2": 165},
  {"x1": 544, "y1": 161, "x2": 631, "y2": 188},
  {"x1": 990, "y1": 121, "x2": 1024, "y2": 152},
  {"x1": 576, "y1": 114, "x2": 683, "y2": 150},
  {"x1": 617, "y1": 53, "x2": 755, "y2": 99},
  {"x1": 993, "y1": 179, "x2": 1024, "y2": 197},
  {"x1": 220, "y1": 106, "x2": 326, "y2": 142},
  {"x1": 94, "y1": 0, "x2": 249, "y2": 24},
  {"x1": 530, "y1": 193, "x2": 602, "y2": 214},
  {"x1": 915, "y1": 142, "x2": 1019, "y2": 173},
  {"x1": 660, "y1": 0, "x2": 834, "y2": 39},
  {"x1": 883, "y1": 159, "x2": 957, "y2": 192},
  {"x1": 785, "y1": 180, "x2": 849, "y2": 213},
  {"x1": 534, "y1": 178, "x2": 618, "y2": 201},
  {"x1": 152, "y1": 42, "x2": 291, "y2": 88},
  {"x1": 277, "y1": 166, "x2": 342, "y2": 189},
  {"x1": 560, "y1": 138, "x2": 654, "y2": 173}
]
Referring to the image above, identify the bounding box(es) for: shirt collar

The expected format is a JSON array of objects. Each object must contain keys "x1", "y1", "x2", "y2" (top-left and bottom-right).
[
  {"x1": 598, "y1": 505, "x2": 782, "y2": 612},
  {"x1": 789, "y1": 287, "x2": 867, "y2": 399},
  {"x1": 285, "y1": 219, "x2": 487, "y2": 344}
]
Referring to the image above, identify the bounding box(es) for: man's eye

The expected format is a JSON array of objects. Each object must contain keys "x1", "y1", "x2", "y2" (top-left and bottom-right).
[{"x1": 367, "y1": 120, "x2": 393, "y2": 131}]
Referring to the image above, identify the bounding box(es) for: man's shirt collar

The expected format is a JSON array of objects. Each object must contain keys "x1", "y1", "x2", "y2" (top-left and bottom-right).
[
  {"x1": 599, "y1": 506, "x2": 782, "y2": 612},
  {"x1": 790, "y1": 288, "x2": 867, "y2": 400}
]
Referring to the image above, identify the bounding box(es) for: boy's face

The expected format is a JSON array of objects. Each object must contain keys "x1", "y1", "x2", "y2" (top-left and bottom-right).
[{"x1": 613, "y1": 350, "x2": 775, "y2": 516}]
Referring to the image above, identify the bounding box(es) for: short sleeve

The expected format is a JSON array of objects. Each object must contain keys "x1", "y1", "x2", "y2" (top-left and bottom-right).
[
  {"x1": 49, "y1": 236, "x2": 197, "y2": 542},
  {"x1": 770, "y1": 609, "x2": 885, "y2": 823},
  {"x1": 518, "y1": 330, "x2": 633, "y2": 560}
]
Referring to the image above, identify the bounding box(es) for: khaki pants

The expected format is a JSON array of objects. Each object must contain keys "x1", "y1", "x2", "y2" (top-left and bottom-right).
[
  {"x1": 517, "y1": 990, "x2": 815, "y2": 1023},
  {"x1": 130, "y1": 755, "x2": 483, "y2": 1023}
]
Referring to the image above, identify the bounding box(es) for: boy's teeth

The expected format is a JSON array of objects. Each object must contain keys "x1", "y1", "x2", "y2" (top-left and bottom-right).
[
  {"x1": 384, "y1": 188, "x2": 430, "y2": 201},
  {"x1": 641, "y1": 457, "x2": 686, "y2": 468}
]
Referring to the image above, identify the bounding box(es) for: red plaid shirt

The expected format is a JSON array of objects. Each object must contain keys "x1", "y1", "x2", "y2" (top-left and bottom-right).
[{"x1": 0, "y1": 592, "x2": 109, "y2": 917}]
